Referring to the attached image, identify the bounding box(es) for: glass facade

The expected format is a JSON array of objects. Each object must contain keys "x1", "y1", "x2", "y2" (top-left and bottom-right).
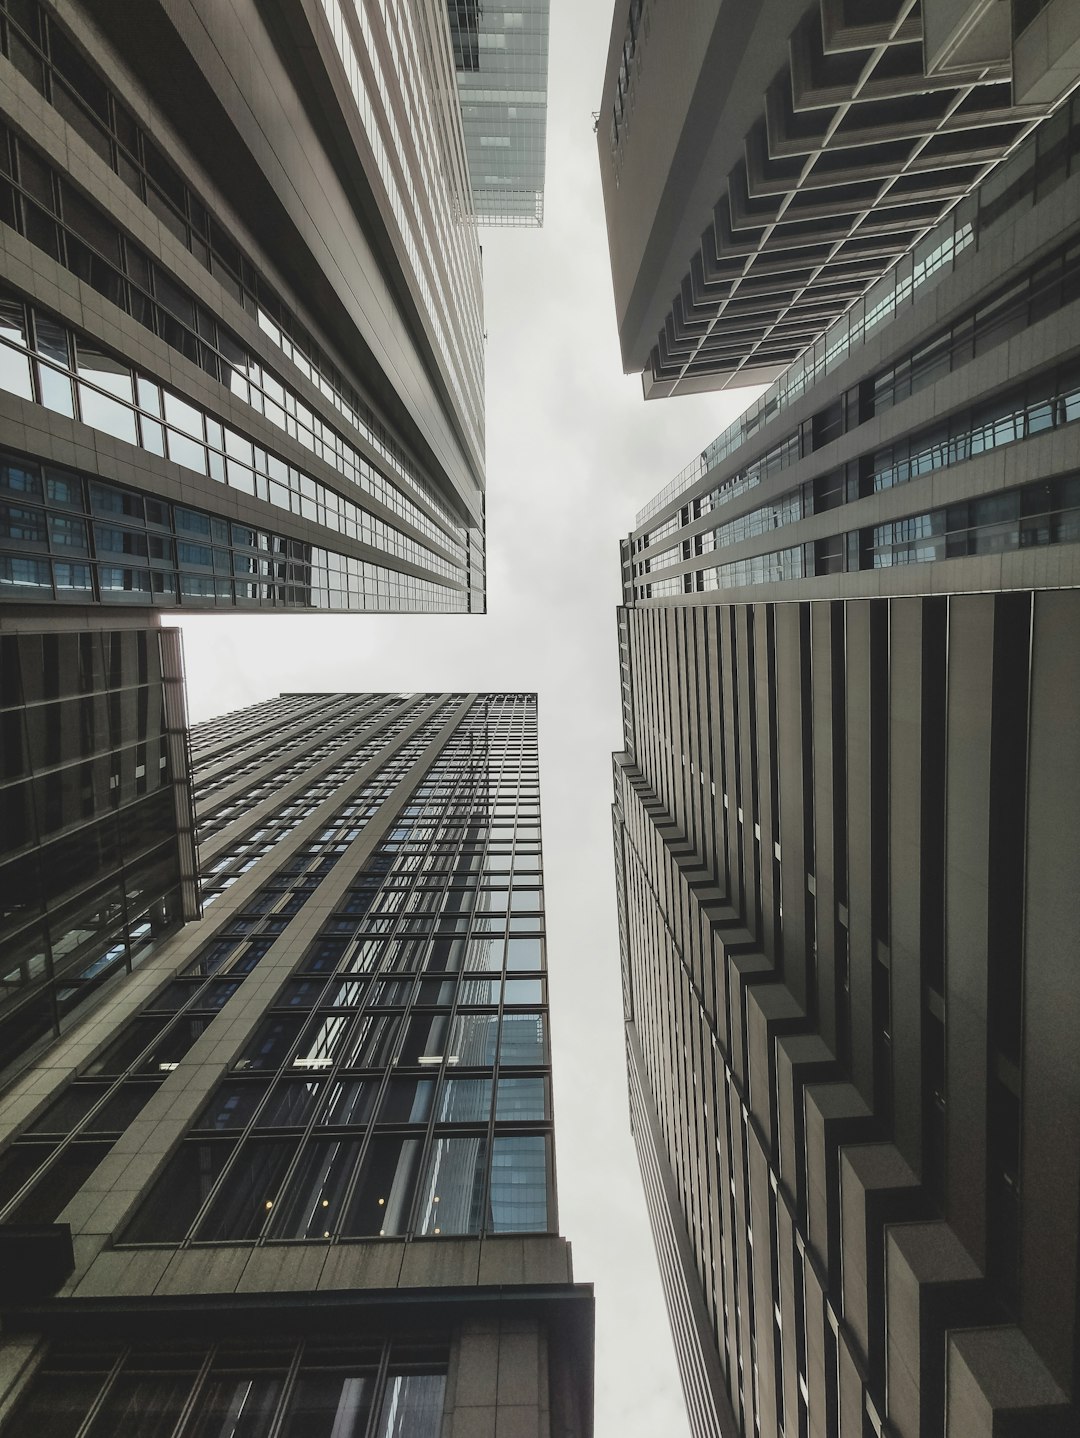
[
  {"x1": 118, "y1": 694, "x2": 552, "y2": 1247},
  {"x1": 0, "y1": 287, "x2": 468, "y2": 611},
  {"x1": 0, "y1": 625, "x2": 197, "y2": 1085},
  {"x1": 0, "y1": 0, "x2": 487, "y2": 616},
  {"x1": 0, "y1": 694, "x2": 553, "y2": 1251},
  {"x1": 452, "y1": 1, "x2": 549, "y2": 227},
  {"x1": 2, "y1": 1337, "x2": 448, "y2": 1438}
]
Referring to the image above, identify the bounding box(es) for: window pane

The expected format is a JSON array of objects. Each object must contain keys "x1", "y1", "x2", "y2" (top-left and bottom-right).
[
  {"x1": 5, "y1": 1374, "x2": 106, "y2": 1438},
  {"x1": 378, "y1": 1077, "x2": 434, "y2": 1124},
  {"x1": 322, "y1": 1078, "x2": 376, "y2": 1126},
  {"x1": 504, "y1": 938, "x2": 541, "y2": 971},
  {"x1": 417, "y1": 1136, "x2": 486, "y2": 1236},
  {"x1": 122, "y1": 1141, "x2": 233, "y2": 1243},
  {"x1": 397, "y1": 1012, "x2": 448, "y2": 1065},
  {"x1": 84, "y1": 1083, "x2": 158, "y2": 1133},
  {"x1": 26, "y1": 1083, "x2": 111, "y2": 1134},
  {"x1": 280, "y1": 1373, "x2": 374, "y2": 1438},
  {"x1": 257, "y1": 1079, "x2": 322, "y2": 1128},
  {"x1": 291, "y1": 1015, "x2": 348, "y2": 1071},
  {"x1": 340, "y1": 1135, "x2": 421, "y2": 1236},
  {"x1": 372, "y1": 1373, "x2": 446, "y2": 1438},
  {"x1": 447, "y1": 1013, "x2": 498, "y2": 1067},
  {"x1": 83, "y1": 1017, "x2": 169, "y2": 1076},
  {"x1": 503, "y1": 978, "x2": 542, "y2": 1005},
  {"x1": 495, "y1": 1077, "x2": 545, "y2": 1122},
  {"x1": 235, "y1": 1014, "x2": 304, "y2": 1071},
  {"x1": 78, "y1": 385, "x2": 137, "y2": 445},
  {"x1": 194, "y1": 1081, "x2": 268, "y2": 1130},
  {"x1": 271, "y1": 1138, "x2": 362, "y2": 1238},
  {"x1": 457, "y1": 975, "x2": 500, "y2": 1005},
  {"x1": 339, "y1": 1014, "x2": 399, "y2": 1068},
  {"x1": 437, "y1": 1077, "x2": 492, "y2": 1123},
  {"x1": 498, "y1": 1014, "x2": 545, "y2": 1066},
  {"x1": 4, "y1": 1145, "x2": 111, "y2": 1224},
  {"x1": 0, "y1": 341, "x2": 34, "y2": 400},
  {"x1": 85, "y1": 1371, "x2": 193, "y2": 1438},
  {"x1": 182, "y1": 1373, "x2": 282, "y2": 1438},
  {"x1": 194, "y1": 1139, "x2": 297, "y2": 1241},
  {"x1": 489, "y1": 1136, "x2": 548, "y2": 1233}
]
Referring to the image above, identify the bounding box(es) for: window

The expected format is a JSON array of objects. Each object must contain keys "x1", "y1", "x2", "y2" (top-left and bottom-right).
[{"x1": 4, "y1": 1341, "x2": 446, "y2": 1438}]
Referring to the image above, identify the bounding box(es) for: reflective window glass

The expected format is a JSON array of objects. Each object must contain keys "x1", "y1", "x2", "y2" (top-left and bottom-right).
[
  {"x1": 6, "y1": 1373, "x2": 107, "y2": 1438},
  {"x1": 194, "y1": 1081, "x2": 268, "y2": 1131},
  {"x1": 322, "y1": 1078, "x2": 376, "y2": 1127},
  {"x1": 84, "y1": 1369, "x2": 195, "y2": 1438},
  {"x1": 194, "y1": 1139, "x2": 296, "y2": 1241},
  {"x1": 503, "y1": 978, "x2": 543, "y2": 1005},
  {"x1": 457, "y1": 976, "x2": 499, "y2": 1005},
  {"x1": 339, "y1": 1014, "x2": 399, "y2": 1069},
  {"x1": 182, "y1": 1368, "x2": 282, "y2": 1438},
  {"x1": 257, "y1": 1079, "x2": 322, "y2": 1128},
  {"x1": 292, "y1": 1015, "x2": 348, "y2": 1071},
  {"x1": 397, "y1": 1012, "x2": 448, "y2": 1066},
  {"x1": 371, "y1": 1373, "x2": 446, "y2": 1438},
  {"x1": 447, "y1": 1013, "x2": 498, "y2": 1067},
  {"x1": 270, "y1": 1137, "x2": 362, "y2": 1239},
  {"x1": 235, "y1": 1015, "x2": 303, "y2": 1071},
  {"x1": 461, "y1": 937, "x2": 502, "y2": 971},
  {"x1": 279, "y1": 1372, "x2": 374, "y2": 1438},
  {"x1": 122, "y1": 1141, "x2": 232, "y2": 1243},
  {"x1": 26, "y1": 1083, "x2": 111, "y2": 1134},
  {"x1": 417, "y1": 1136, "x2": 486, "y2": 1236},
  {"x1": 340, "y1": 1135, "x2": 421, "y2": 1237},
  {"x1": 498, "y1": 1013, "x2": 545, "y2": 1066},
  {"x1": 437, "y1": 1078, "x2": 492, "y2": 1124},
  {"x1": 496, "y1": 1077, "x2": 546, "y2": 1122},
  {"x1": 505, "y1": 938, "x2": 541, "y2": 971},
  {"x1": 378, "y1": 1078, "x2": 434, "y2": 1124},
  {"x1": 489, "y1": 1136, "x2": 548, "y2": 1234}
]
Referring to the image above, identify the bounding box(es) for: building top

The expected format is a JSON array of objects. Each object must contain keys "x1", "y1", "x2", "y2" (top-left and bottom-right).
[
  {"x1": 450, "y1": 0, "x2": 549, "y2": 226},
  {"x1": 597, "y1": 0, "x2": 1080, "y2": 399}
]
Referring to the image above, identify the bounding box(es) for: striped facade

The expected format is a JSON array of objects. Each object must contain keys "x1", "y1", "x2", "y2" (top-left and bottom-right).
[{"x1": 611, "y1": 57, "x2": 1080, "y2": 1438}]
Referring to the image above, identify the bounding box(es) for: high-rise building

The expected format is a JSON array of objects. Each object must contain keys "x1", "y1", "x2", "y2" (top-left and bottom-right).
[
  {"x1": 447, "y1": 1, "x2": 549, "y2": 227},
  {"x1": 610, "y1": 65, "x2": 1080, "y2": 1438},
  {"x1": 0, "y1": 0, "x2": 486, "y2": 615},
  {"x1": 0, "y1": 690, "x2": 594, "y2": 1437},
  {"x1": 597, "y1": 0, "x2": 1080, "y2": 397},
  {"x1": 0, "y1": 612, "x2": 198, "y2": 1086}
]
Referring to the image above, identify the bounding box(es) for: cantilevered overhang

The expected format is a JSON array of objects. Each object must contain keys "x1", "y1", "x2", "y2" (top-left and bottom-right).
[{"x1": 598, "y1": 0, "x2": 1069, "y2": 399}]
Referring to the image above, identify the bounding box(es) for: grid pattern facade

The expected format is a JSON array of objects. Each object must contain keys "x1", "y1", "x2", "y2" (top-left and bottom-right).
[
  {"x1": 598, "y1": 0, "x2": 1076, "y2": 397},
  {"x1": 628, "y1": 104, "x2": 1080, "y2": 607},
  {"x1": 452, "y1": 1, "x2": 549, "y2": 227},
  {"x1": 0, "y1": 621, "x2": 197, "y2": 1088},
  {"x1": 612, "y1": 58, "x2": 1080, "y2": 1438},
  {"x1": 0, "y1": 0, "x2": 486, "y2": 615},
  {"x1": 0, "y1": 691, "x2": 589, "y2": 1438}
]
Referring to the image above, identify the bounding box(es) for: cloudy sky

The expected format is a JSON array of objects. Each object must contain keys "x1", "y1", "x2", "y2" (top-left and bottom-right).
[{"x1": 178, "y1": 3, "x2": 758, "y2": 1432}]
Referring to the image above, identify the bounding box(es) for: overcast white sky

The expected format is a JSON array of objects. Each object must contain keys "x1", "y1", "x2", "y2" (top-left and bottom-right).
[{"x1": 178, "y1": 3, "x2": 759, "y2": 1432}]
